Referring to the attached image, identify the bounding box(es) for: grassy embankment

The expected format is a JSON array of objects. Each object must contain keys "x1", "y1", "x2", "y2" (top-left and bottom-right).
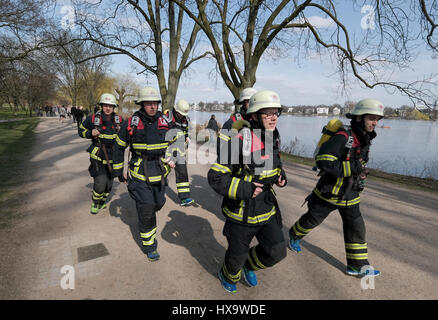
[{"x1": 0, "y1": 115, "x2": 39, "y2": 228}]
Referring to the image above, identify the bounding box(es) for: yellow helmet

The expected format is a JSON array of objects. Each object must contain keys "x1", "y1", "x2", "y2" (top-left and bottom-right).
[
  {"x1": 98, "y1": 93, "x2": 117, "y2": 107},
  {"x1": 174, "y1": 99, "x2": 190, "y2": 116},
  {"x1": 347, "y1": 99, "x2": 384, "y2": 118},
  {"x1": 246, "y1": 90, "x2": 281, "y2": 114},
  {"x1": 135, "y1": 87, "x2": 161, "y2": 105},
  {"x1": 239, "y1": 87, "x2": 257, "y2": 103}
]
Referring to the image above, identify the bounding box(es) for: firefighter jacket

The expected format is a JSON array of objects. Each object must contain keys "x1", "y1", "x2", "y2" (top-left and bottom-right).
[
  {"x1": 313, "y1": 120, "x2": 376, "y2": 207},
  {"x1": 163, "y1": 109, "x2": 189, "y2": 158},
  {"x1": 112, "y1": 108, "x2": 171, "y2": 184},
  {"x1": 78, "y1": 112, "x2": 123, "y2": 175},
  {"x1": 218, "y1": 110, "x2": 248, "y2": 146},
  {"x1": 208, "y1": 121, "x2": 287, "y2": 226}
]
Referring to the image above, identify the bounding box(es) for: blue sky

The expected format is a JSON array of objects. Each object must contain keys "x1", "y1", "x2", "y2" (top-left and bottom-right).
[{"x1": 57, "y1": 1, "x2": 438, "y2": 108}]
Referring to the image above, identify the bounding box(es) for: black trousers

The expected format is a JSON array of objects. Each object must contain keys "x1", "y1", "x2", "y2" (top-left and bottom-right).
[
  {"x1": 128, "y1": 179, "x2": 167, "y2": 254},
  {"x1": 92, "y1": 171, "x2": 114, "y2": 205},
  {"x1": 221, "y1": 217, "x2": 286, "y2": 283},
  {"x1": 289, "y1": 192, "x2": 369, "y2": 269},
  {"x1": 174, "y1": 163, "x2": 190, "y2": 200}
]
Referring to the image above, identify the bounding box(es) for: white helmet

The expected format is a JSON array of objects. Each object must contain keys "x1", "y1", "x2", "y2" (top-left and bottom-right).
[
  {"x1": 98, "y1": 93, "x2": 117, "y2": 107},
  {"x1": 174, "y1": 99, "x2": 190, "y2": 116},
  {"x1": 246, "y1": 90, "x2": 282, "y2": 114},
  {"x1": 346, "y1": 99, "x2": 385, "y2": 118},
  {"x1": 239, "y1": 87, "x2": 257, "y2": 103},
  {"x1": 135, "y1": 87, "x2": 161, "y2": 105}
]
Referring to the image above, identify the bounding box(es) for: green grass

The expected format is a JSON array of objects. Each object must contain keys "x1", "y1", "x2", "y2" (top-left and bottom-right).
[
  {"x1": 281, "y1": 152, "x2": 438, "y2": 194},
  {"x1": 0, "y1": 105, "x2": 33, "y2": 119},
  {"x1": 0, "y1": 118, "x2": 39, "y2": 228}
]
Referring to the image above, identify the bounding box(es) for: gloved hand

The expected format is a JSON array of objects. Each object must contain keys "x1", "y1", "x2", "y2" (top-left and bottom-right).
[
  {"x1": 357, "y1": 168, "x2": 369, "y2": 191},
  {"x1": 118, "y1": 175, "x2": 127, "y2": 183},
  {"x1": 350, "y1": 158, "x2": 364, "y2": 176}
]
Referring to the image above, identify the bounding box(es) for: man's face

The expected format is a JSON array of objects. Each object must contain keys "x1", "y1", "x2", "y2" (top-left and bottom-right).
[
  {"x1": 142, "y1": 101, "x2": 159, "y2": 117},
  {"x1": 101, "y1": 104, "x2": 114, "y2": 116},
  {"x1": 175, "y1": 110, "x2": 183, "y2": 119},
  {"x1": 361, "y1": 114, "x2": 381, "y2": 132},
  {"x1": 242, "y1": 99, "x2": 250, "y2": 111}
]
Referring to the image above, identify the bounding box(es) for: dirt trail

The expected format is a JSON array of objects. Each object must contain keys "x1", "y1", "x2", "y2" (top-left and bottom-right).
[{"x1": 1, "y1": 117, "x2": 437, "y2": 300}]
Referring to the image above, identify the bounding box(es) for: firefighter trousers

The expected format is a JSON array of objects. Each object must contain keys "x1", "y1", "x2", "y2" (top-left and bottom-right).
[
  {"x1": 289, "y1": 192, "x2": 369, "y2": 269},
  {"x1": 92, "y1": 172, "x2": 114, "y2": 206},
  {"x1": 174, "y1": 163, "x2": 190, "y2": 200},
  {"x1": 221, "y1": 217, "x2": 286, "y2": 284},
  {"x1": 128, "y1": 178, "x2": 167, "y2": 254}
]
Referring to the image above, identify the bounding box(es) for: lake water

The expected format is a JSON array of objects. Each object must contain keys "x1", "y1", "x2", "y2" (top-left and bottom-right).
[{"x1": 189, "y1": 111, "x2": 438, "y2": 179}]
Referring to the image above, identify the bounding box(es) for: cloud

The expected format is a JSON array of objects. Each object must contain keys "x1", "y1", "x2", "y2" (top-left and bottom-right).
[{"x1": 306, "y1": 15, "x2": 335, "y2": 28}]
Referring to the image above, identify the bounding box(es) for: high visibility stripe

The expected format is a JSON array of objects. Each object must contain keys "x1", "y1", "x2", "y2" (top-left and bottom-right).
[
  {"x1": 259, "y1": 168, "x2": 281, "y2": 180},
  {"x1": 132, "y1": 143, "x2": 168, "y2": 150},
  {"x1": 210, "y1": 163, "x2": 232, "y2": 174},
  {"x1": 346, "y1": 253, "x2": 369, "y2": 260},
  {"x1": 98, "y1": 134, "x2": 117, "y2": 139},
  {"x1": 316, "y1": 154, "x2": 338, "y2": 162},
  {"x1": 222, "y1": 205, "x2": 276, "y2": 224},
  {"x1": 176, "y1": 182, "x2": 190, "y2": 187},
  {"x1": 177, "y1": 188, "x2": 190, "y2": 193},
  {"x1": 222, "y1": 264, "x2": 241, "y2": 282},
  {"x1": 313, "y1": 188, "x2": 360, "y2": 207},
  {"x1": 218, "y1": 133, "x2": 231, "y2": 141},
  {"x1": 243, "y1": 174, "x2": 253, "y2": 182},
  {"x1": 79, "y1": 123, "x2": 88, "y2": 138},
  {"x1": 343, "y1": 161, "x2": 351, "y2": 177},
  {"x1": 113, "y1": 162, "x2": 124, "y2": 170},
  {"x1": 222, "y1": 206, "x2": 244, "y2": 221},
  {"x1": 92, "y1": 190, "x2": 103, "y2": 200},
  {"x1": 249, "y1": 246, "x2": 267, "y2": 270},
  {"x1": 296, "y1": 221, "x2": 312, "y2": 233},
  {"x1": 228, "y1": 177, "x2": 240, "y2": 199},
  {"x1": 129, "y1": 169, "x2": 163, "y2": 182},
  {"x1": 345, "y1": 243, "x2": 368, "y2": 250},
  {"x1": 292, "y1": 224, "x2": 306, "y2": 237},
  {"x1": 332, "y1": 177, "x2": 344, "y2": 195},
  {"x1": 142, "y1": 235, "x2": 156, "y2": 246},
  {"x1": 140, "y1": 228, "x2": 157, "y2": 239},
  {"x1": 90, "y1": 153, "x2": 113, "y2": 164},
  {"x1": 116, "y1": 135, "x2": 127, "y2": 147},
  {"x1": 247, "y1": 206, "x2": 276, "y2": 224}
]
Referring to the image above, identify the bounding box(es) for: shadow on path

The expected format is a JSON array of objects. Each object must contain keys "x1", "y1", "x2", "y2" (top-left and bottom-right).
[{"x1": 161, "y1": 210, "x2": 225, "y2": 276}]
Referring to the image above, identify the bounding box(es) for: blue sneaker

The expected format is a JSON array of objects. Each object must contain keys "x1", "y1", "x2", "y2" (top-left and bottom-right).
[
  {"x1": 242, "y1": 267, "x2": 257, "y2": 287},
  {"x1": 288, "y1": 239, "x2": 302, "y2": 253},
  {"x1": 180, "y1": 198, "x2": 195, "y2": 206},
  {"x1": 346, "y1": 265, "x2": 380, "y2": 277},
  {"x1": 218, "y1": 271, "x2": 237, "y2": 294},
  {"x1": 146, "y1": 250, "x2": 160, "y2": 262}
]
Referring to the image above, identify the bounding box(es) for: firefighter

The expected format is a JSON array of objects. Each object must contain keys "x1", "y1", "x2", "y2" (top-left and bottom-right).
[
  {"x1": 208, "y1": 90, "x2": 287, "y2": 293},
  {"x1": 78, "y1": 93, "x2": 123, "y2": 214},
  {"x1": 112, "y1": 87, "x2": 175, "y2": 262},
  {"x1": 288, "y1": 99, "x2": 384, "y2": 277},
  {"x1": 217, "y1": 88, "x2": 257, "y2": 155},
  {"x1": 164, "y1": 99, "x2": 194, "y2": 206}
]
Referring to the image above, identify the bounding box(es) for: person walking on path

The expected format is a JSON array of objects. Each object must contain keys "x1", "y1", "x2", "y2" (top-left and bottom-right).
[
  {"x1": 78, "y1": 93, "x2": 123, "y2": 215},
  {"x1": 288, "y1": 99, "x2": 384, "y2": 277},
  {"x1": 208, "y1": 90, "x2": 287, "y2": 294},
  {"x1": 112, "y1": 87, "x2": 175, "y2": 262},
  {"x1": 206, "y1": 114, "x2": 219, "y2": 149},
  {"x1": 163, "y1": 99, "x2": 195, "y2": 206},
  {"x1": 217, "y1": 88, "x2": 257, "y2": 154}
]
